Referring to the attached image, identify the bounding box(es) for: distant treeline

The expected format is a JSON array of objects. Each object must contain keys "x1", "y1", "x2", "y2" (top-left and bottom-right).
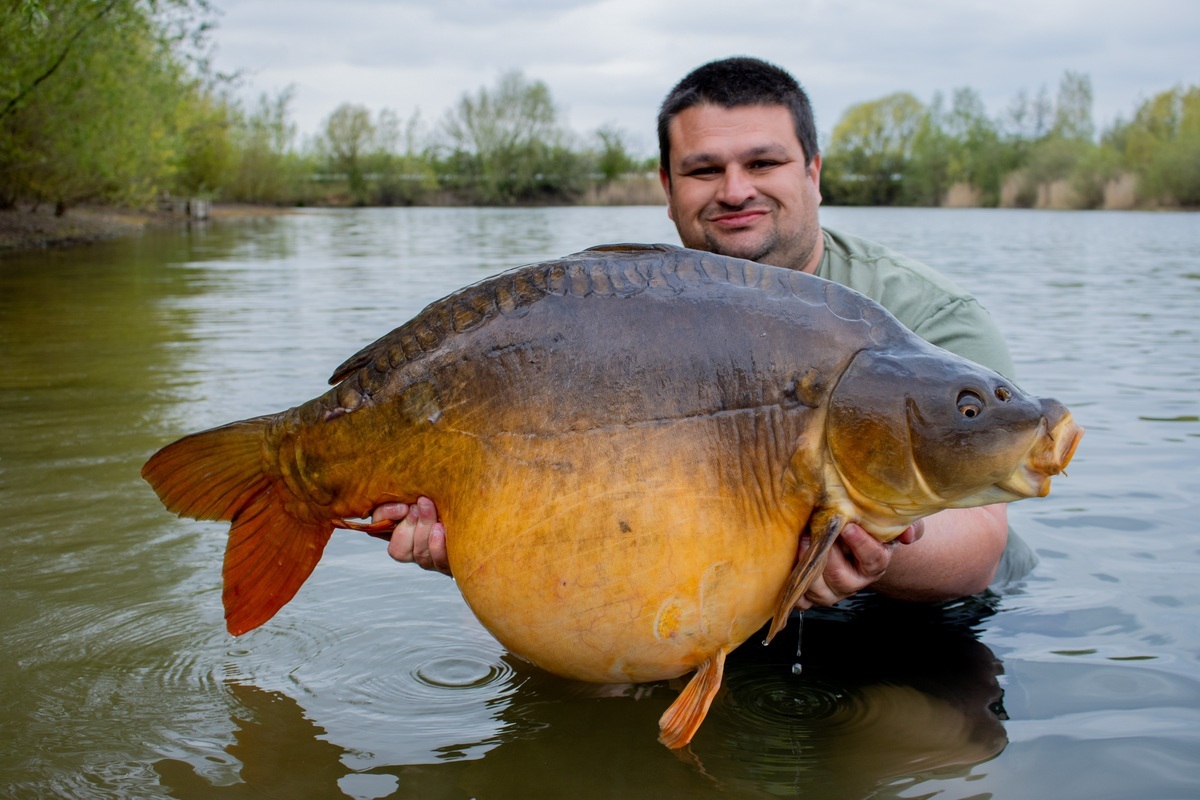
[{"x1": 2, "y1": 1, "x2": 1198, "y2": 213}]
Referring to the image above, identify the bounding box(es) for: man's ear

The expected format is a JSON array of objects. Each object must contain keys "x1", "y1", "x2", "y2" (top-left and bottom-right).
[
  {"x1": 659, "y1": 165, "x2": 674, "y2": 221},
  {"x1": 808, "y1": 153, "x2": 823, "y2": 205}
]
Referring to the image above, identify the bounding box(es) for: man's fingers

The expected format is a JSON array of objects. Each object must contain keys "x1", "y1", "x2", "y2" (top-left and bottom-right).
[
  {"x1": 427, "y1": 522, "x2": 451, "y2": 576},
  {"x1": 382, "y1": 497, "x2": 451, "y2": 575},
  {"x1": 897, "y1": 518, "x2": 925, "y2": 545},
  {"x1": 841, "y1": 525, "x2": 891, "y2": 581},
  {"x1": 371, "y1": 502, "x2": 411, "y2": 523},
  {"x1": 386, "y1": 505, "x2": 418, "y2": 563}
]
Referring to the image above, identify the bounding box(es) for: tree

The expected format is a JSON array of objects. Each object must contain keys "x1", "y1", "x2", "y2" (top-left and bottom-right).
[
  {"x1": 1107, "y1": 85, "x2": 1200, "y2": 206},
  {"x1": 0, "y1": 0, "x2": 219, "y2": 210},
  {"x1": 321, "y1": 103, "x2": 376, "y2": 200},
  {"x1": 370, "y1": 108, "x2": 436, "y2": 206},
  {"x1": 437, "y1": 71, "x2": 586, "y2": 203},
  {"x1": 1052, "y1": 71, "x2": 1095, "y2": 142},
  {"x1": 824, "y1": 92, "x2": 926, "y2": 205},
  {"x1": 174, "y1": 89, "x2": 236, "y2": 197},
  {"x1": 943, "y1": 87, "x2": 1006, "y2": 204},
  {"x1": 225, "y1": 89, "x2": 305, "y2": 205},
  {"x1": 593, "y1": 125, "x2": 639, "y2": 182},
  {"x1": 1001, "y1": 86, "x2": 1053, "y2": 145}
]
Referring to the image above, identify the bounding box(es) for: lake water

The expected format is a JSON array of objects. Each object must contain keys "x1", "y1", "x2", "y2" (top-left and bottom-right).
[{"x1": 1, "y1": 206, "x2": 1198, "y2": 799}]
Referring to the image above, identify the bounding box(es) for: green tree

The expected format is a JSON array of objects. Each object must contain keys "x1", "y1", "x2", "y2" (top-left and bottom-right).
[
  {"x1": 370, "y1": 108, "x2": 436, "y2": 206},
  {"x1": 903, "y1": 92, "x2": 951, "y2": 206},
  {"x1": 320, "y1": 103, "x2": 376, "y2": 201},
  {"x1": 0, "y1": 0, "x2": 217, "y2": 211},
  {"x1": 1106, "y1": 85, "x2": 1200, "y2": 206},
  {"x1": 437, "y1": 71, "x2": 587, "y2": 203},
  {"x1": 225, "y1": 89, "x2": 307, "y2": 205},
  {"x1": 942, "y1": 87, "x2": 1006, "y2": 204},
  {"x1": 593, "y1": 125, "x2": 639, "y2": 182},
  {"x1": 824, "y1": 92, "x2": 925, "y2": 205},
  {"x1": 1051, "y1": 71, "x2": 1095, "y2": 142},
  {"x1": 1001, "y1": 86, "x2": 1054, "y2": 145},
  {"x1": 173, "y1": 89, "x2": 236, "y2": 197}
]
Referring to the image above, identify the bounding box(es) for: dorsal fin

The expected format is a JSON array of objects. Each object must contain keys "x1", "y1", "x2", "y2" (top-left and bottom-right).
[{"x1": 326, "y1": 243, "x2": 872, "y2": 388}]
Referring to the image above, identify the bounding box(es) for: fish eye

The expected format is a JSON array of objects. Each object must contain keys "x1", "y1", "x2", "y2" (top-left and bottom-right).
[
  {"x1": 957, "y1": 390, "x2": 984, "y2": 418},
  {"x1": 995, "y1": 386, "x2": 1012, "y2": 402}
]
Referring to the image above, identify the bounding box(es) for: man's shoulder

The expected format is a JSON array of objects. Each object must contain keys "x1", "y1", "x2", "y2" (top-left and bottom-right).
[
  {"x1": 816, "y1": 227, "x2": 965, "y2": 300},
  {"x1": 815, "y1": 227, "x2": 1016, "y2": 378}
]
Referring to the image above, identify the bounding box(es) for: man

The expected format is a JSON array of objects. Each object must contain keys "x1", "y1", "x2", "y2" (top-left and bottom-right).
[{"x1": 378, "y1": 57, "x2": 1022, "y2": 610}]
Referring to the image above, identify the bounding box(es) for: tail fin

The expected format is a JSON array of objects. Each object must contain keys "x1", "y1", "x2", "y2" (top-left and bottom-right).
[{"x1": 141, "y1": 418, "x2": 333, "y2": 636}]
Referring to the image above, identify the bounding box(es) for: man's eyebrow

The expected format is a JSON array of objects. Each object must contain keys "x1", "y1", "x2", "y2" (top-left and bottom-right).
[
  {"x1": 740, "y1": 144, "x2": 793, "y2": 161},
  {"x1": 677, "y1": 152, "x2": 720, "y2": 171}
]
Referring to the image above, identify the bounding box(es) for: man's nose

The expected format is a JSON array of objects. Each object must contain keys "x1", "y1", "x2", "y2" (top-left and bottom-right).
[{"x1": 717, "y1": 166, "x2": 757, "y2": 206}]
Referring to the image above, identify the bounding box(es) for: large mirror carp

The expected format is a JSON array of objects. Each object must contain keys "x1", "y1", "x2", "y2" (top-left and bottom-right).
[{"x1": 143, "y1": 243, "x2": 1083, "y2": 748}]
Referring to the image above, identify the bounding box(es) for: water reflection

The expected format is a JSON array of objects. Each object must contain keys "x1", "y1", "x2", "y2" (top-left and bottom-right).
[{"x1": 156, "y1": 598, "x2": 1007, "y2": 800}]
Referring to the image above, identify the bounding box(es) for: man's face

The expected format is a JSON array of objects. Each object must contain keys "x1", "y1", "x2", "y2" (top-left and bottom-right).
[{"x1": 660, "y1": 103, "x2": 824, "y2": 273}]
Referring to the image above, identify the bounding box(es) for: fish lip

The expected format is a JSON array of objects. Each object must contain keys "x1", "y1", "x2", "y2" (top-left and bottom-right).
[
  {"x1": 1056, "y1": 415, "x2": 1085, "y2": 469},
  {"x1": 997, "y1": 412, "x2": 1085, "y2": 498}
]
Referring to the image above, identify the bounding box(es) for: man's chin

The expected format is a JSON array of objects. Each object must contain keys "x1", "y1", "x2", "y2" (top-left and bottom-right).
[{"x1": 702, "y1": 233, "x2": 774, "y2": 264}]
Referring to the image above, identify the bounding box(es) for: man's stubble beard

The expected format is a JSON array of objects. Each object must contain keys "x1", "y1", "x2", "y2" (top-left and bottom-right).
[{"x1": 703, "y1": 228, "x2": 780, "y2": 266}]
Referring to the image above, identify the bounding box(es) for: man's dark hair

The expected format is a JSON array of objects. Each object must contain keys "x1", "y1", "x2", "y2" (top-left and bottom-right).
[{"x1": 657, "y1": 56, "x2": 819, "y2": 174}]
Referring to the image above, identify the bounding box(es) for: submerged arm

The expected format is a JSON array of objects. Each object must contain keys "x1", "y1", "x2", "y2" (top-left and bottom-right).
[{"x1": 872, "y1": 504, "x2": 1008, "y2": 602}]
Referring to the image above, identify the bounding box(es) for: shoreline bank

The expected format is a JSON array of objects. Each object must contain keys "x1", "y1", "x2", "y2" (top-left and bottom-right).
[{"x1": 0, "y1": 204, "x2": 291, "y2": 256}]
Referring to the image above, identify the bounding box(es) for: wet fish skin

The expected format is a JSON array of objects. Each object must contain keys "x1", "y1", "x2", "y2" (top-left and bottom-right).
[{"x1": 143, "y1": 243, "x2": 1082, "y2": 749}]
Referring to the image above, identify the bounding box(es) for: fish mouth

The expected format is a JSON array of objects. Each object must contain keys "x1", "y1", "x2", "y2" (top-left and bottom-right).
[{"x1": 997, "y1": 410, "x2": 1085, "y2": 498}]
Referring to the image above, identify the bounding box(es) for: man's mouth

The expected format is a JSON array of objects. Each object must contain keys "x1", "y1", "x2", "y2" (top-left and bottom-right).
[{"x1": 708, "y1": 208, "x2": 769, "y2": 228}]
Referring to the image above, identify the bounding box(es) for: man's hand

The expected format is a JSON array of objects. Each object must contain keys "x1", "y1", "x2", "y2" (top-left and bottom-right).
[
  {"x1": 792, "y1": 521, "x2": 925, "y2": 611},
  {"x1": 372, "y1": 497, "x2": 451, "y2": 576}
]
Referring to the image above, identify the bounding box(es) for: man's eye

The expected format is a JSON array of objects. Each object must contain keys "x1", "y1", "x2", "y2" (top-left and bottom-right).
[{"x1": 750, "y1": 160, "x2": 780, "y2": 170}]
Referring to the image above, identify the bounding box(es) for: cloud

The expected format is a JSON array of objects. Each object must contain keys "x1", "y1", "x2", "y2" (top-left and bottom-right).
[{"x1": 209, "y1": 0, "x2": 1200, "y2": 150}]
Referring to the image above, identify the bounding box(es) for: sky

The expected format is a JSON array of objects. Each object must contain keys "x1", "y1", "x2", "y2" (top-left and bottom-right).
[{"x1": 208, "y1": 0, "x2": 1200, "y2": 156}]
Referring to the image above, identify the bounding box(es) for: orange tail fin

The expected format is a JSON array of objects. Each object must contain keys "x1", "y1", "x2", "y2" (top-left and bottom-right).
[
  {"x1": 141, "y1": 418, "x2": 333, "y2": 636},
  {"x1": 657, "y1": 648, "x2": 728, "y2": 749}
]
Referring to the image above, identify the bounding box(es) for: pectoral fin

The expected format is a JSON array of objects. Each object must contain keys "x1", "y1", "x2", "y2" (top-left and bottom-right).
[
  {"x1": 657, "y1": 648, "x2": 728, "y2": 749},
  {"x1": 765, "y1": 509, "x2": 847, "y2": 643}
]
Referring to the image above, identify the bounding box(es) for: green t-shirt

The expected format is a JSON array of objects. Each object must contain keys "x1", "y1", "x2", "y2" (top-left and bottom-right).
[{"x1": 815, "y1": 227, "x2": 1016, "y2": 380}]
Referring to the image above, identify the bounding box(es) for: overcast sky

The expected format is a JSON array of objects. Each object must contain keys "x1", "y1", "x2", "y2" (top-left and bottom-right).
[{"x1": 209, "y1": 0, "x2": 1200, "y2": 155}]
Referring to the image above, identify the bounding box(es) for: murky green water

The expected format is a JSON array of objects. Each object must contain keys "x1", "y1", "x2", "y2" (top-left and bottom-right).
[{"x1": 2, "y1": 206, "x2": 1198, "y2": 799}]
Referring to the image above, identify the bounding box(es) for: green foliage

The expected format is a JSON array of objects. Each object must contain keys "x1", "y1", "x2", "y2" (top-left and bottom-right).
[
  {"x1": 308, "y1": 104, "x2": 436, "y2": 206},
  {"x1": 173, "y1": 90, "x2": 236, "y2": 197},
  {"x1": 0, "y1": 0, "x2": 217, "y2": 210},
  {"x1": 223, "y1": 89, "x2": 311, "y2": 205},
  {"x1": 369, "y1": 109, "x2": 437, "y2": 206},
  {"x1": 593, "y1": 125, "x2": 640, "y2": 183},
  {"x1": 1107, "y1": 86, "x2": 1200, "y2": 206},
  {"x1": 435, "y1": 71, "x2": 590, "y2": 203},
  {"x1": 2, "y1": 30, "x2": 1194, "y2": 213},
  {"x1": 823, "y1": 92, "x2": 925, "y2": 205},
  {"x1": 320, "y1": 103, "x2": 374, "y2": 199},
  {"x1": 901, "y1": 88, "x2": 1011, "y2": 206},
  {"x1": 820, "y1": 70, "x2": 1171, "y2": 209},
  {"x1": 1051, "y1": 71, "x2": 1096, "y2": 141}
]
